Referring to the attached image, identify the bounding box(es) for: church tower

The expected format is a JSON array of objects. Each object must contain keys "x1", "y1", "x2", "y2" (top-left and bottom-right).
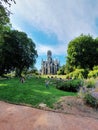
[{"x1": 47, "y1": 50, "x2": 52, "y2": 61}]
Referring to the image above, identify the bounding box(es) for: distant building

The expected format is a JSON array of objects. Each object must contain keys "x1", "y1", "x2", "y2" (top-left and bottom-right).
[{"x1": 41, "y1": 50, "x2": 60, "y2": 75}]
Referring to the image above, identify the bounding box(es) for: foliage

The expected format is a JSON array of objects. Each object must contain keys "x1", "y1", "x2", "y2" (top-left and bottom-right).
[
  {"x1": 93, "y1": 66, "x2": 98, "y2": 70},
  {"x1": 54, "y1": 79, "x2": 82, "y2": 92},
  {"x1": 0, "y1": 5, "x2": 11, "y2": 76},
  {"x1": 0, "y1": 0, "x2": 16, "y2": 6},
  {"x1": 78, "y1": 78, "x2": 97, "y2": 98},
  {"x1": 0, "y1": 4, "x2": 11, "y2": 45},
  {"x1": 64, "y1": 62, "x2": 74, "y2": 74},
  {"x1": 65, "y1": 34, "x2": 98, "y2": 73},
  {"x1": 85, "y1": 78, "x2": 95, "y2": 88},
  {"x1": 84, "y1": 93, "x2": 98, "y2": 108},
  {"x1": 88, "y1": 70, "x2": 98, "y2": 78},
  {"x1": 0, "y1": 4, "x2": 10, "y2": 27},
  {"x1": 26, "y1": 67, "x2": 39, "y2": 75},
  {"x1": 65, "y1": 69, "x2": 88, "y2": 79},
  {"x1": 0, "y1": 0, "x2": 14, "y2": 32},
  {"x1": 0, "y1": 77, "x2": 76, "y2": 108},
  {"x1": 0, "y1": 5, "x2": 37, "y2": 77},
  {"x1": 0, "y1": 30, "x2": 38, "y2": 76},
  {"x1": 0, "y1": 0, "x2": 16, "y2": 15},
  {"x1": 88, "y1": 66, "x2": 98, "y2": 78},
  {"x1": 57, "y1": 65, "x2": 66, "y2": 75}
]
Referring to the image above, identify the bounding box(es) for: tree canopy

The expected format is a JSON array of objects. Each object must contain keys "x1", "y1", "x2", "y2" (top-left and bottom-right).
[
  {"x1": 0, "y1": 4, "x2": 11, "y2": 38},
  {"x1": 0, "y1": 5, "x2": 38, "y2": 76},
  {"x1": 65, "y1": 34, "x2": 98, "y2": 73},
  {"x1": 0, "y1": 4, "x2": 11, "y2": 76},
  {"x1": 0, "y1": 30, "x2": 38, "y2": 76}
]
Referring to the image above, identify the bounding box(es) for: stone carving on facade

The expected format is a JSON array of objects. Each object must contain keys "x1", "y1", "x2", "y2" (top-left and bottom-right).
[{"x1": 41, "y1": 50, "x2": 60, "y2": 75}]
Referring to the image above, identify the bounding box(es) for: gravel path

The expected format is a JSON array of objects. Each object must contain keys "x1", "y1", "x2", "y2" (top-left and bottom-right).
[{"x1": 0, "y1": 101, "x2": 98, "y2": 130}]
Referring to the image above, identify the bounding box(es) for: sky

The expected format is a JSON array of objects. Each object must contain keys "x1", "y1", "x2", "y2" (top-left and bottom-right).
[{"x1": 6, "y1": 0, "x2": 98, "y2": 70}]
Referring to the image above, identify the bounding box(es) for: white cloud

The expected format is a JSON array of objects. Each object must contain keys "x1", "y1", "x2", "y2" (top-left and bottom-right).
[
  {"x1": 10, "y1": 0, "x2": 98, "y2": 56},
  {"x1": 36, "y1": 44, "x2": 53, "y2": 55},
  {"x1": 36, "y1": 43, "x2": 67, "y2": 55},
  {"x1": 10, "y1": 0, "x2": 98, "y2": 41}
]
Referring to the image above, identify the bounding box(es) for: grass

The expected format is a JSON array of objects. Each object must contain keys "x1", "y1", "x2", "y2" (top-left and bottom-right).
[{"x1": 0, "y1": 77, "x2": 76, "y2": 108}]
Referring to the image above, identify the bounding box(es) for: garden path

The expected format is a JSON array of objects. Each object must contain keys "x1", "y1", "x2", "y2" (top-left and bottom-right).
[{"x1": 0, "y1": 101, "x2": 98, "y2": 130}]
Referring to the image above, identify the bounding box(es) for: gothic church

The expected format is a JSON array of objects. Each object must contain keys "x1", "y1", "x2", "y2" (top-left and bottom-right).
[{"x1": 41, "y1": 50, "x2": 60, "y2": 75}]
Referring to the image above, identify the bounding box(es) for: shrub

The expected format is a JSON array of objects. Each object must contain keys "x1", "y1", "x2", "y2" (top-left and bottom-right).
[
  {"x1": 88, "y1": 66, "x2": 98, "y2": 78},
  {"x1": 54, "y1": 79, "x2": 82, "y2": 92},
  {"x1": 65, "y1": 69, "x2": 88, "y2": 79},
  {"x1": 85, "y1": 78, "x2": 95, "y2": 88},
  {"x1": 88, "y1": 70, "x2": 98, "y2": 78},
  {"x1": 93, "y1": 66, "x2": 98, "y2": 70},
  {"x1": 84, "y1": 93, "x2": 98, "y2": 108}
]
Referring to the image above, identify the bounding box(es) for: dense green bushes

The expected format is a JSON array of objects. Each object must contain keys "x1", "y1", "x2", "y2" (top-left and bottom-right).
[{"x1": 54, "y1": 79, "x2": 82, "y2": 92}]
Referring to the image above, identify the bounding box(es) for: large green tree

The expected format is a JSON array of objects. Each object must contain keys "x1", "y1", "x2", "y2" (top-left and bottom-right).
[
  {"x1": 66, "y1": 34, "x2": 98, "y2": 73},
  {"x1": 0, "y1": 30, "x2": 38, "y2": 76},
  {"x1": 0, "y1": 4, "x2": 11, "y2": 76}
]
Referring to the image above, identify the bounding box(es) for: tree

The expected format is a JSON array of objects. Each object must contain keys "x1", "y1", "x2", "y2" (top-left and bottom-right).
[
  {"x1": 0, "y1": 4, "x2": 11, "y2": 45},
  {"x1": 0, "y1": 0, "x2": 16, "y2": 29},
  {"x1": 0, "y1": 0, "x2": 16, "y2": 20},
  {"x1": 57, "y1": 65, "x2": 66, "y2": 75},
  {"x1": 0, "y1": 4, "x2": 11, "y2": 76},
  {"x1": 66, "y1": 34, "x2": 98, "y2": 73},
  {"x1": 0, "y1": 30, "x2": 38, "y2": 76}
]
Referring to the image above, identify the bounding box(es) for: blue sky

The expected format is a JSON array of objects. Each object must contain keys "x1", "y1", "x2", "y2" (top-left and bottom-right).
[{"x1": 6, "y1": 0, "x2": 98, "y2": 70}]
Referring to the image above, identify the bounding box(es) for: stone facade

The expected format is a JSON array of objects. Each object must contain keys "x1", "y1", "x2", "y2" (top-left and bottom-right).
[{"x1": 41, "y1": 50, "x2": 60, "y2": 75}]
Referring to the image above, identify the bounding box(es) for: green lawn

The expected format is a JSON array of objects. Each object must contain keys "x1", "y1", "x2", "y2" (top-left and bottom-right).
[{"x1": 0, "y1": 77, "x2": 76, "y2": 108}]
